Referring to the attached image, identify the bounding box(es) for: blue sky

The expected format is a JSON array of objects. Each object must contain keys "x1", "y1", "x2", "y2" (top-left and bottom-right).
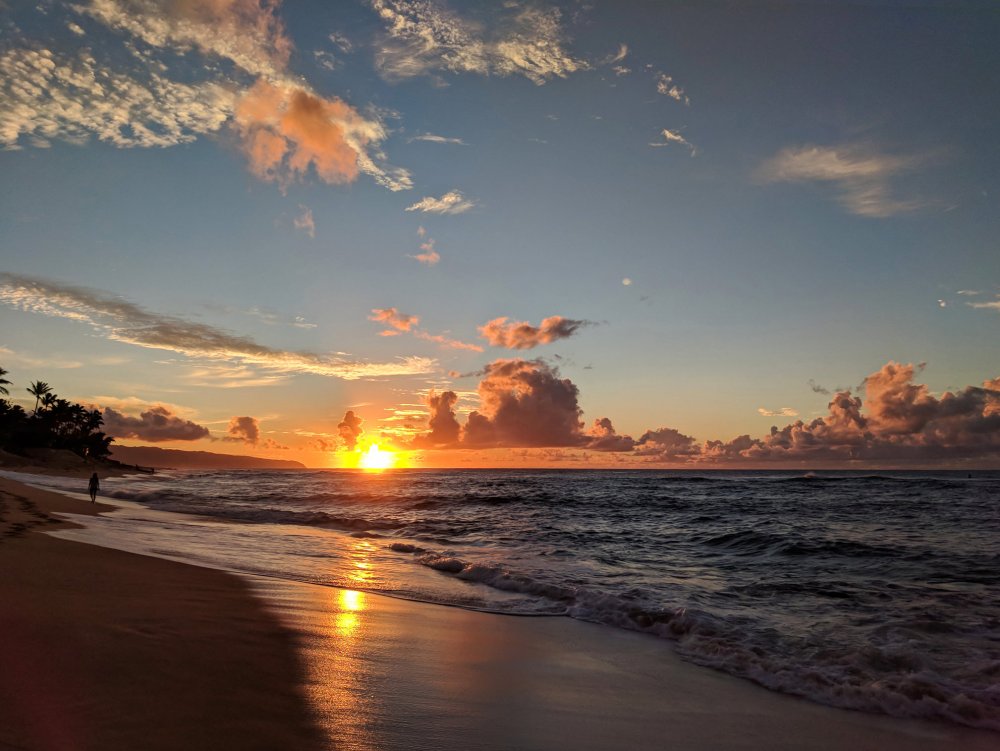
[{"x1": 1, "y1": 0, "x2": 999, "y2": 466}]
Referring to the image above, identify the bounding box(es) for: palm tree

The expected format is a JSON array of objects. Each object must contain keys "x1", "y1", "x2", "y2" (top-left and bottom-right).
[
  {"x1": 0, "y1": 367, "x2": 10, "y2": 397},
  {"x1": 26, "y1": 380, "x2": 52, "y2": 414}
]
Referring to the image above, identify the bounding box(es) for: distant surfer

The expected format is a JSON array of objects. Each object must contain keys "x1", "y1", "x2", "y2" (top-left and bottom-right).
[{"x1": 88, "y1": 472, "x2": 99, "y2": 503}]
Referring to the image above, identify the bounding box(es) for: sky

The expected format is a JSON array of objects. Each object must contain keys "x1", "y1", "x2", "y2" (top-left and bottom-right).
[{"x1": 1, "y1": 0, "x2": 999, "y2": 468}]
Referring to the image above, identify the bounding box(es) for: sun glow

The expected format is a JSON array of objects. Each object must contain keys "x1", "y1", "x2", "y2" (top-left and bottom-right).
[{"x1": 358, "y1": 443, "x2": 396, "y2": 470}]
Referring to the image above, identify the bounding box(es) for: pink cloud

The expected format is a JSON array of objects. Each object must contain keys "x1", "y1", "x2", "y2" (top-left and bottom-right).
[
  {"x1": 478, "y1": 316, "x2": 591, "y2": 350},
  {"x1": 414, "y1": 331, "x2": 483, "y2": 352}
]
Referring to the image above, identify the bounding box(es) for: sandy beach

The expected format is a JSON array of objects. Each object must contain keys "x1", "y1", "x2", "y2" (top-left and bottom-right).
[{"x1": 2, "y1": 475, "x2": 998, "y2": 751}]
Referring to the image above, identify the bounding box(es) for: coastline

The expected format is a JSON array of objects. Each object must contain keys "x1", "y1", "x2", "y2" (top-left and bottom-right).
[{"x1": 1, "y1": 474, "x2": 998, "y2": 750}]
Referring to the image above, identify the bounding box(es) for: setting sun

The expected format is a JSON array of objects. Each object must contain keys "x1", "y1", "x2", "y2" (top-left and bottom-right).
[{"x1": 358, "y1": 444, "x2": 395, "y2": 471}]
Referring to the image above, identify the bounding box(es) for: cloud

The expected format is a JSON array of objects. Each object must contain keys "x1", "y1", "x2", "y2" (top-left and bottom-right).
[
  {"x1": 409, "y1": 237, "x2": 441, "y2": 265},
  {"x1": 601, "y1": 44, "x2": 628, "y2": 66},
  {"x1": 478, "y1": 316, "x2": 592, "y2": 350},
  {"x1": 410, "y1": 390, "x2": 461, "y2": 447},
  {"x1": 293, "y1": 205, "x2": 315, "y2": 237},
  {"x1": 0, "y1": 47, "x2": 235, "y2": 149},
  {"x1": 405, "y1": 190, "x2": 476, "y2": 214},
  {"x1": 967, "y1": 296, "x2": 1000, "y2": 312},
  {"x1": 1, "y1": 1, "x2": 411, "y2": 191},
  {"x1": 808, "y1": 379, "x2": 831, "y2": 395},
  {"x1": 408, "y1": 133, "x2": 467, "y2": 145},
  {"x1": 223, "y1": 415, "x2": 260, "y2": 444},
  {"x1": 369, "y1": 0, "x2": 587, "y2": 85},
  {"x1": 370, "y1": 305, "x2": 481, "y2": 350},
  {"x1": 459, "y1": 359, "x2": 589, "y2": 448},
  {"x1": 756, "y1": 144, "x2": 930, "y2": 217},
  {"x1": 337, "y1": 410, "x2": 363, "y2": 450},
  {"x1": 369, "y1": 307, "x2": 419, "y2": 332},
  {"x1": 81, "y1": 0, "x2": 293, "y2": 81},
  {"x1": 694, "y1": 362, "x2": 1000, "y2": 464},
  {"x1": 757, "y1": 407, "x2": 799, "y2": 417},
  {"x1": 101, "y1": 405, "x2": 210, "y2": 442},
  {"x1": 414, "y1": 330, "x2": 483, "y2": 352},
  {"x1": 409, "y1": 359, "x2": 1000, "y2": 466},
  {"x1": 233, "y1": 79, "x2": 411, "y2": 191},
  {"x1": 655, "y1": 72, "x2": 688, "y2": 104},
  {"x1": 0, "y1": 274, "x2": 436, "y2": 380},
  {"x1": 634, "y1": 427, "x2": 700, "y2": 462},
  {"x1": 650, "y1": 128, "x2": 696, "y2": 156},
  {"x1": 585, "y1": 417, "x2": 635, "y2": 452}
]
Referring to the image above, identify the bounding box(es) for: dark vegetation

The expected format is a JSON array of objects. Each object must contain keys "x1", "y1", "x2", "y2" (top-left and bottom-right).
[{"x1": 0, "y1": 368, "x2": 113, "y2": 460}]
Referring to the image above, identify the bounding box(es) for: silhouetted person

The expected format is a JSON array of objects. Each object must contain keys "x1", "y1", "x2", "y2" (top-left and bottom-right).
[{"x1": 88, "y1": 472, "x2": 99, "y2": 503}]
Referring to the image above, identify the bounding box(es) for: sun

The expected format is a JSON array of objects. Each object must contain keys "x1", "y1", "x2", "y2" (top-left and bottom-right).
[{"x1": 358, "y1": 443, "x2": 396, "y2": 471}]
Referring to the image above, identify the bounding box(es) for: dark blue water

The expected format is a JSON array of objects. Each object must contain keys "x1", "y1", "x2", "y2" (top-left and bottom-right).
[{"x1": 30, "y1": 468, "x2": 1000, "y2": 730}]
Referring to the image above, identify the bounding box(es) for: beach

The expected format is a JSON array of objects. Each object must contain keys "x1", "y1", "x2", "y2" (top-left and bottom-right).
[{"x1": 2, "y1": 474, "x2": 999, "y2": 750}]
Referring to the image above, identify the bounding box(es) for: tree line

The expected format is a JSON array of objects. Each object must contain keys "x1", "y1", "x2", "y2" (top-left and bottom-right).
[{"x1": 0, "y1": 367, "x2": 113, "y2": 459}]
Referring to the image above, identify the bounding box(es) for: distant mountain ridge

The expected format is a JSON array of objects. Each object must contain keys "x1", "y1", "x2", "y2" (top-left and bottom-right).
[{"x1": 111, "y1": 445, "x2": 306, "y2": 470}]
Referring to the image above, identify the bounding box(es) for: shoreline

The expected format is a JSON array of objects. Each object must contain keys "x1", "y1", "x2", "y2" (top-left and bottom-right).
[
  {"x1": 1, "y1": 473, "x2": 998, "y2": 750},
  {"x1": 0, "y1": 477, "x2": 324, "y2": 751}
]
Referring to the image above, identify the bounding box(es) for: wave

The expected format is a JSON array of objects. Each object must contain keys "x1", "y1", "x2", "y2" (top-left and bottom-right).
[
  {"x1": 698, "y1": 529, "x2": 906, "y2": 559},
  {"x1": 389, "y1": 543, "x2": 1000, "y2": 732}
]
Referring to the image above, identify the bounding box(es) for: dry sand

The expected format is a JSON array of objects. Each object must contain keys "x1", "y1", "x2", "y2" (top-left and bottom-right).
[{"x1": 2, "y1": 474, "x2": 999, "y2": 751}]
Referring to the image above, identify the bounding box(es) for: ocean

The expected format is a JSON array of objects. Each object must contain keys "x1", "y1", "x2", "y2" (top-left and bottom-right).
[{"x1": 19, "y1": 468, "x2": 1000, "y2": 732}]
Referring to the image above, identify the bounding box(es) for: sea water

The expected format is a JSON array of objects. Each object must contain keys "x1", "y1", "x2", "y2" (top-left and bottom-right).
[{"x1": 20, "y1": 469, "x2": 1000, "y2": 731}]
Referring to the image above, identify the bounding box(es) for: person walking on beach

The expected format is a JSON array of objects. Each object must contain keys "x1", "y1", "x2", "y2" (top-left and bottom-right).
[{"x1": 88, "y1": 472, "x2": 99, "y2": 503}]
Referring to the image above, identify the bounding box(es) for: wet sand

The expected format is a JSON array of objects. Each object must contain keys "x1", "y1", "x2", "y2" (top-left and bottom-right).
[
  {"x1": 0, "y1": 478, "x2": 324, "y2": 751},
  {"x1": 2, "y1": 474, "x2": 999, "y2": 751},
  {"x1": 254, "y1": 576, "x2": 1000, "y2": 751}
]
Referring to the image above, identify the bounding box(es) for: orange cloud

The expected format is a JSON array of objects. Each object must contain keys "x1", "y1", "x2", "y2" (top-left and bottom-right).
[
  {"x1": 234, "y1": 79, "x2": 373, "y2": 187},
  {"x1": 479, "y1": 316, "x2": 591, "y2": 350},
  {"x1": 369, "y1": 307, "x2": 419, "y2": 332}
]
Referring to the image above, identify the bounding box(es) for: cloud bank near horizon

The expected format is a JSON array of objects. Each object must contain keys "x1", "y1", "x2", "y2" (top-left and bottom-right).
[{"x1": 405, "y1": 359, "x2": 1000, "y2": 465}]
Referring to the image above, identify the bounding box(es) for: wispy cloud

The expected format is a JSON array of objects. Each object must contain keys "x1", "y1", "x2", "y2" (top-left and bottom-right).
[
  {"x1": 369, "y1": 0, "x2": 587, "y2": 85},
  {"x1": 757, "y1": 406, "x2": 799, "y2": 418},
  {"x1": 408, "y1": 133, "x2": 467, "y2": 145},
  {"x1": 655, "y1": 72, "x2": 689, "y2": 104},
  {"x1": 650, "y1": 128, "x2": 696, "y2": 156},
  {"x1": 370, "y1": 305, "x2": 481, "y2": 351},
  {"x1": 415, "y1": 331, "x2": 483, "y2": 352},
  {"x1": 756, "y1": 144, "x2": 932, "y2": 218},
  {"x1": 409, "y1": 236, "x2": 441, "y2": 265},
  {"x1": 0, "y1": 274, "x2": 436, "y2": 380},
  {"x1": 968, "y1": 297, "x2": 1000, "y2": 312},
  {"x1": 293, "y1": 205, "x2": 315, "y2": 237},
  {"x1": 405, "y1": 189, "x2": 477, "y2": 214}
]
